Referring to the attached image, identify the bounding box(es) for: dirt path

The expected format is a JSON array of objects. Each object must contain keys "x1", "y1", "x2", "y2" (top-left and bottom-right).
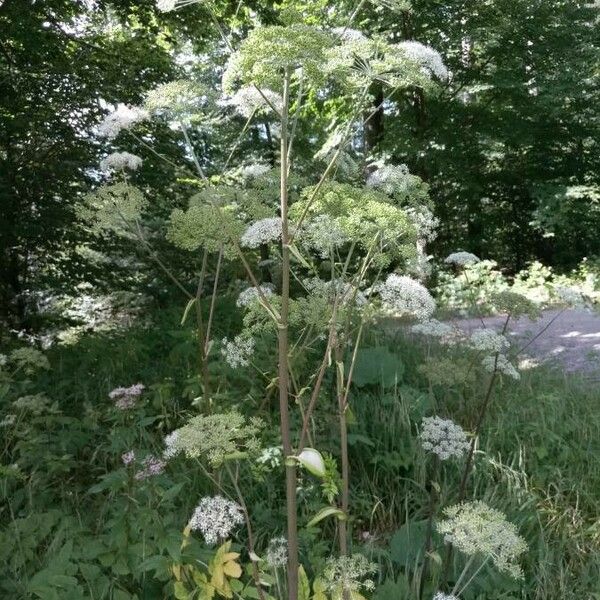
[{"x1": 452, "y1": 308, "x2": 600, "y2": 376}]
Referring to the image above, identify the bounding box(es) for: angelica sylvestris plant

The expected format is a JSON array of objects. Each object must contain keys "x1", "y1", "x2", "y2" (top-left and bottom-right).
[{"x1": 83, "y1": 0, "x2": 532, "y2": 598}]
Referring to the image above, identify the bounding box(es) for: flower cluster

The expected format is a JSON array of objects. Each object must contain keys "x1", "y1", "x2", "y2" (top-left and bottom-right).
[
  {"x1": 256, "y1": 446, "x2": 283, "y2": 469},
  {"x1": 411, "y1": 319, "x2": 454, "y2": 340},
  {"x1": 240, "y1": 217, "x2": 282, "y2": 248},
  {"x1": 97, "y1": 104, "x2": 148, "y2": 139},
  {"x1": 134, "y1": 455, "x2": 166, "y2": 480},
  {"x1": 436, "y1": 501, "x2": 527, "y2": 579},
  {"x1": 12, "y1": 394, "x2": 52, "y2": 415},
  {"x1": 433, "y1": 594, "x2": 459, "y2": 600},
  {"x1": 221, "y1": 335, "x2": 255, "y2": 368},
  {"x1": 238, "y1": 163, "x2": 271, "y2": 179},
  {"x1": 100, "y1": 152, "x2": 142, "y2": 172},
  {"x1": 419, "y1": 416, "x2": 470, "y2": 460},
  {"x1": 236, "y1": 284, "x2": 275, "y2": 308},
  {"x1": 304, "y1": 278, "x2": 367, "y2": 307},
  {"x1": 227, "y1": 87, "x2": 283, "y2": 119},
  {"x1": 8, "y1": 347, "x2": 50, "y2": 374},
  {"x1": 469, "y1": 328, "x2": 510, "y2": 354},
  {"x1": 445, "y1": 251, "x2": 480, "y2": 267},
  {"x1": 366, "y1": 163, "x2": 411, "y2": 196},
  {"x1": 163, "y1": 411, "x2": 263, "y2": 467},
  {"x1": 265, "y1": 537, "x2": 288, "y2": 568},
  {"x1": 482, "y1": 354, "x2": 520, "y2": 380},
  {"x1": 300, "y1": 214, "x2": 348, "y2": 258},
  {"x1": 406, "y1": 206, "x2": 439, "y2": 242},
  {"x1": 121, "y1": 450, "x2": 135, "y2": 466},
  {"x1": 397, "y1": 41, "x2": 449, "y2": 80},
  {"x1": 79, "y1": 183, "x2": 147, "y2": 235},
  {"x1": 222, "y1": 25, "x2": 333, "y2": 93},
  {"x1": 145, "y1": 79, "x2": 207, "y2": 120},
  {"x1": 156, "y1": 0, "x2": 201, "y2": 13},
  {"x1": 188, "y1": 496, "x2": 245, "y2": 545},
  {"x1": 109, "y1": 383, "x2": 145, "y2": 410},
  {"x1": 379, "y1": 274, "x2": 436, "y2": 320},
  {"x1": 323, "y1": 554, "x2": 378, "y2": 595}
]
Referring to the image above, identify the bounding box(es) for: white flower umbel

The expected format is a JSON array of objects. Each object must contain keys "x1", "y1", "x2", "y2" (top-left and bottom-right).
[
  {"x1": 97, "y1": 104, "x2": 149, "y2": 139},
  {"x1": 163, "y1": 430, "x2": 181, "y2": 460},
  {"x1": 366, "y1": 163, "x2": 411, "y2": 195},
  {"x1": 469, "y1": 328, "x2": 510, "y2": 354},
  {"x1": 433, "y1": 593, "x2": 459, "y2": 600},
  {"x1": 331, "y1": 27, "x2": 368, "y2": 42},
  {"x1": 228, "y1": 86, "x2": 283, "y2": 118},
  {"x1": 436, "y1": 501, "x2": 528, "y2": 579},
  {"x1": 445, "y1": 251, "x2": 480, "y2": 266},
  {"x1": 236, "y1": 284, "x2": 275, "y2": 308},
  {"x1": 240, "y1": 217, "x2": 282, "y2": 248},
  {"x1": 420, "y1": 416, "x2": 470, "y2": 461},
  {"x1": 188, "y1": 495, "x2": 245, "y2": 545},
  {"x1": 323, "y1": 555, "x2": 378, "y2": 595},
  {"x1": 109, "y1": 383, "x2": 145, "y2": 410},
  {"x1": 482, "y1": 354, "x2": 520, "y2": 380},
  {"x1": 100, "y1": 152, "x2": 143, "y2": 172},
  {"x1": 396, "y1": 41, "x2": 449, "y2": 80},
  {"x1": 156, "y1": 0, "x2": 202, "y2": 12},
  {"x1": 411, "y1": 319, "x2": 453, "y2": 339},
  {"x1": 239, "y1": 163, "x2": 271, "y2": 179},
  {"x1": 265, "y1": 537, "x2": 288, "y2": 568},
  {"x1": 406, "y1": 206, "x2": 439, "y2": 242},
  {"x1": 221, "y1": 335, "x2": 255, "y2": 368},
  {"x1": 301, "y1": 214, "x2": 348, "y2": 258},
  {"x1": 379, "y1": 274, "x2": 436, "y2": 320}
]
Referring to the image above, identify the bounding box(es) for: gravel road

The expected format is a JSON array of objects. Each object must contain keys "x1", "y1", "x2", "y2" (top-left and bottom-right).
[{"x1": 452, "y1": 308, "x2": 600, "y2": 376}]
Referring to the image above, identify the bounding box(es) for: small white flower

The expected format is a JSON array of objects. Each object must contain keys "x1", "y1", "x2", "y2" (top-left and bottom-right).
[
  {"x1": 300, "y1": 214, "x2": 348, "y2": 258},
  {"x1": 265, "y1": 537, "x2": 288, "y2": 568},
  {"x1": 188, "y1": 495, "x2": 245, "y2": 545},
  {"x1": 379, "y1": 274, "x2": 436, "y2": 320},
  {"x1": 163, "y1": 430, "x2": 181, "y2": 460},
  {"x1": 227, "y1": 86, "x2": 283, "y2": 119},
  {"x1": 156, "y1": 0, "x2": 202, "y2": 12},
  {"x1": 256, "y1": 446, "x2": 283, "y2": 468},
  {"x1": 331, "y1": 27, "x2": 368, "y2": 42},
  {"x1": 445, "y1": 251, "x2": 480, "y2": 266},
  {"x1": 396, "y1": 41, "x2": 449, "y2": 80},
  {"x1": 433, "y1": 593, "x2": 459, "y2": 600},
  {"x1": 240, "y1": 217, "x2": 282, "y2": 248},
  {"x1": 420, "y1": 416, "x2": 470, "y2": 461},
  {"x1": 239, "y1": 163, "x2": 271, "y2": 179},
  {"x1": 469, "y1": 328, "x2": 509, "y2": 354},
  {"x1": 236, "y1": 284, "x2": 275, "y2": 308},
  {"x1": 411, "y1": 319, "x2": 453, "y2": 339},
  {"x1": 366, "y1": 163, "x2": 411, "y2": 195},
  {"x1": 221, "y1": 335, "x2": 255, "y2": 368},
  {"x1": 156, "y1": 0, "x2": 176, "y2": 11},
  {"x1": 97, "y1": 104, "x2": 149, "y2": 139},
  {"x1": 109, "y1": 383, "x2": 145, "y2": 410},
  {"x1": 482, "y1": 354, "x2": 520, "y2": 380},
  {"x1": 100, "y1": 152, "x2": 143, "y2": 172},
  {"x1": 436, "y1": 501, "x2": 527, "y2": 579}
]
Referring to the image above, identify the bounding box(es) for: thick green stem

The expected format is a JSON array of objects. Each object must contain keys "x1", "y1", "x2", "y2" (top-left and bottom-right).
[{"x1": 278, "y1": 67, "x2": 299, "y2": 600}]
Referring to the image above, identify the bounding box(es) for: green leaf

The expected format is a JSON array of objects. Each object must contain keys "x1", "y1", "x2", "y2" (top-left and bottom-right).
[
  {"x1": 174, "y1": 581, "x2": 190, "y2": 600},
  {"x1": 349, "y1": 347, "x2": 404, "y2": 388},
  {"x1": 389, "y1": 520, "x2": 428, "y2": 566},
  {"x1": 298, "y1": 565, "x2": 310, "y2": 600},
  {"x1": 307, "y1": 506, "x2": 346, "y2": 528},
  {"x1": 181, "y1": 298, "x2": 197, "y2": 326}
]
